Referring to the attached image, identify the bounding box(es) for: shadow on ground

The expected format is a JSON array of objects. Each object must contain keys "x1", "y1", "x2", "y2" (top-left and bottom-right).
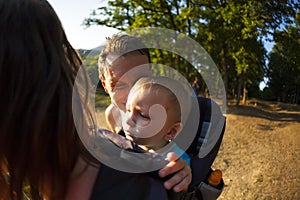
[{"x1": 227, "y1": 100, "x2": 300, "y2": 123}]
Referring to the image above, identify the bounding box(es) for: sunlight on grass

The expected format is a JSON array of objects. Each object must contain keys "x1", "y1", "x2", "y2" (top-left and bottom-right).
[
  {"x1": 94, "y1": 88, "x2": 111, "y2": 110},
  {"x1": 94, "y1": 88, "x2": 111, "y2": 130}
]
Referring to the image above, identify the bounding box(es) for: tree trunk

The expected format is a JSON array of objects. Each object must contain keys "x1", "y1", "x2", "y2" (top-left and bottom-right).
[
  {"x1": 242, "y1": 86, "x2": 248, "y2": 104},
  {"x1": 221, "y1": 46, "x2": 228, "y2": 102},
  {"x1": 296, "y1": 89, "x2": 299, "y2": 104},
  {"x1": 185, "y1": 61, "x2": 191, "y2": 80},
  {"x1": 232, "y1": 88, "x2": 235, "y2": 100},
  {"x1": 236, "y1": 72, "x2": 245, "y2": 106},
  {"x1": 236, "y1": 75, "x2": 241, "y2": 106}
]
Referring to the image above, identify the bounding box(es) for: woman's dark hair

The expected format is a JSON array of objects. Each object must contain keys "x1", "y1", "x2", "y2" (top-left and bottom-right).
[{"x1": 0, "y1": 0, "x2": 95, "y2": 199}]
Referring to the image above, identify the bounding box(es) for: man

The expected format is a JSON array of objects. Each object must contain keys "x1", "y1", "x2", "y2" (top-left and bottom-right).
[
  {"x1": 98, "y1": 34, "x2": 225, "y2": 198},
  {"x1": 98, "y1": 34, "x2": 192, "y2": 192}
]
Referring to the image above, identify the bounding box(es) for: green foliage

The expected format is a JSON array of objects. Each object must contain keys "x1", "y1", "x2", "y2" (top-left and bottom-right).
[
  {"x1": 84, "y1": 0, "x2": 300, "y2": 103},
  {"x1": 77, "y1": 48, "x2": 103, "y2": 88},
  {"x1": 77, "y1": 49, "x2": 111, "y2": 109},
  {"x1": 95, "y1": 88, "x2": 111, "y2": 110},
  {"x1": 267, "y1": 12, "x2": 300, "y2": 103}
]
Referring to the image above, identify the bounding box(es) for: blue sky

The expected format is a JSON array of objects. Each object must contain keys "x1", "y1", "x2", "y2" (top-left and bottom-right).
[{"x1": 47, "y1": 0, "x2": 119, "y2": 49}]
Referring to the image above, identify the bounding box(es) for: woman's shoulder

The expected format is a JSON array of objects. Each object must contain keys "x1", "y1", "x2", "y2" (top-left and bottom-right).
[
  {"x1": 66, "y1": 157, "x2": 100, "y2": 200},
  {"x1": 90, "y1": 164, "x2": 168, "y2": 200}
]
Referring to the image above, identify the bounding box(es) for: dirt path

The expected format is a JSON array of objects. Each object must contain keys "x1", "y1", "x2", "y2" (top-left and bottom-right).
[{"x1": 212, "y1": 101, "x2": 300, "y2": 199}]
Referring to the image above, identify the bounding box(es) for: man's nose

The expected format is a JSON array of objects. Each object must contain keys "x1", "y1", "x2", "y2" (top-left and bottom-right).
[{"x1": 123, "y1": 87, "x2": 131, "y2": 102}]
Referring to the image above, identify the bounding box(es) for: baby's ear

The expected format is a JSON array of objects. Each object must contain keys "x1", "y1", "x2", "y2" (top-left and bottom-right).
[{"x1": 165, "y1": 122, "x2": 183, "y2": 141}]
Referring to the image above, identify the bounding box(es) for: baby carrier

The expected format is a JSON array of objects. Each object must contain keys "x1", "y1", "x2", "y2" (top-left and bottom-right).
[
  {"x1": 92, "y1": 96, "x2": 226, "y2": 200},
  {"x1": 185, "y1": 96, "x2": 226, "y2": 199}
]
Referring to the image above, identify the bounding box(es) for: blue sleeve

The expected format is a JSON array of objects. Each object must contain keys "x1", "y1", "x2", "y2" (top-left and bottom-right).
[{"x1": 180, "y1": 152, "x2": 191, "y2": 166}]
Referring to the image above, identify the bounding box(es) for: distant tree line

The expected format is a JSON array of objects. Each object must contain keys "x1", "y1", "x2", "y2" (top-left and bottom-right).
[
  {"x1": 264, "y1": 13, "x2": 300, "y2": 104},
  {"x1": 77, "y1": 48, "x2": 102, "y2": 89}
]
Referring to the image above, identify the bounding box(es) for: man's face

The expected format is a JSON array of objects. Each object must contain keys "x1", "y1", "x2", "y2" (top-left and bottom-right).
[{"x1": 101, "y1": 52, "x2": 151, "y2": 111}]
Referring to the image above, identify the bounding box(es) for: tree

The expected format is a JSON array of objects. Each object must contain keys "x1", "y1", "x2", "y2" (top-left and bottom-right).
[
  {"x1": 85, "y1": 0, "x2": 300, "y2": 104},
  {"x1": 195, "y1": 0, "x2": 298, "y2": 104},
  {"x1": 267, "y1": 11, "x2": 300, "y2": 103}
]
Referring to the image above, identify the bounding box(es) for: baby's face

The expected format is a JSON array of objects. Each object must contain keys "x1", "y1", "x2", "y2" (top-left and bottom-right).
[{"x1": 122, "y1": 88, "x2": 174, "y2": 150}]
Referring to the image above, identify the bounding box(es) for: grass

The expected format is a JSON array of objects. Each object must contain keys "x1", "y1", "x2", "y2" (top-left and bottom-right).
[{"x1": 94, "y1": 88, "x2": 111, "y2": 111}]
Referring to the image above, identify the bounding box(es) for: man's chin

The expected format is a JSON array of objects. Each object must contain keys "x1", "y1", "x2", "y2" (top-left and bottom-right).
[
  {"x1": 111, "y1": 101, "x2": 125, "y2": 111},
  {"x1": 118, "y1": 104, "x2": 126, "y2": 112}
]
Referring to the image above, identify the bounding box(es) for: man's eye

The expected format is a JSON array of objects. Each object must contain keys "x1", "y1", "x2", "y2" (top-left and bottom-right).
[
  {"x1": 115, "y1": 83, "x2": 127, "y2": 88},
  {"x1": 111, "y1": 82, "x2": 127, "y2": 90}
]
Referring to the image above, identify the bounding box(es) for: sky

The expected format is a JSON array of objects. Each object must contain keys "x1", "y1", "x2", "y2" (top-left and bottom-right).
[
  {"x1": 47, "y1": 0, "x2": 119, "y2": 49},
  {"x1": 47, "y1": 0, "x2": 274, "y2": 52},
  {"x1": 47, "y1": 0, "x2": 272, "y2": 89}
]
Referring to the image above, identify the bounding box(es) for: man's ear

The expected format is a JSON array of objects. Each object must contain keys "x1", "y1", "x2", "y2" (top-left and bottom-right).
[
  {"x1": 100, "y1": 77, "x2": 109, "y2": 94},
  {"x1": 165, "y1": 122, "x2": 183, "y2": 141}
]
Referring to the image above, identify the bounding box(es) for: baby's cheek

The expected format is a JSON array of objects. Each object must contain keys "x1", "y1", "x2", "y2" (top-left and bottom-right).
[
  {"x1": 136, "y1": 119, "x2": 150, "y2": 127},
  {"x1": 131, "y1": 104, "x2": 167, "y2": 139},
  {"x1": 134, "y1": 124, "x2": 152, "y2": 138}
]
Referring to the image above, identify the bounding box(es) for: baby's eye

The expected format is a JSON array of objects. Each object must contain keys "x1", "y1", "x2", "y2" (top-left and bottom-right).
[{"x1": 139, "y1": 112, "x2": 150, "y2": 120}]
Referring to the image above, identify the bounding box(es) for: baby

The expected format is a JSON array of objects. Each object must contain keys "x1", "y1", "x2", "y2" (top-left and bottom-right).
[{"x1": 122, "y1": 76, "x2": 190, "y2": 165}]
